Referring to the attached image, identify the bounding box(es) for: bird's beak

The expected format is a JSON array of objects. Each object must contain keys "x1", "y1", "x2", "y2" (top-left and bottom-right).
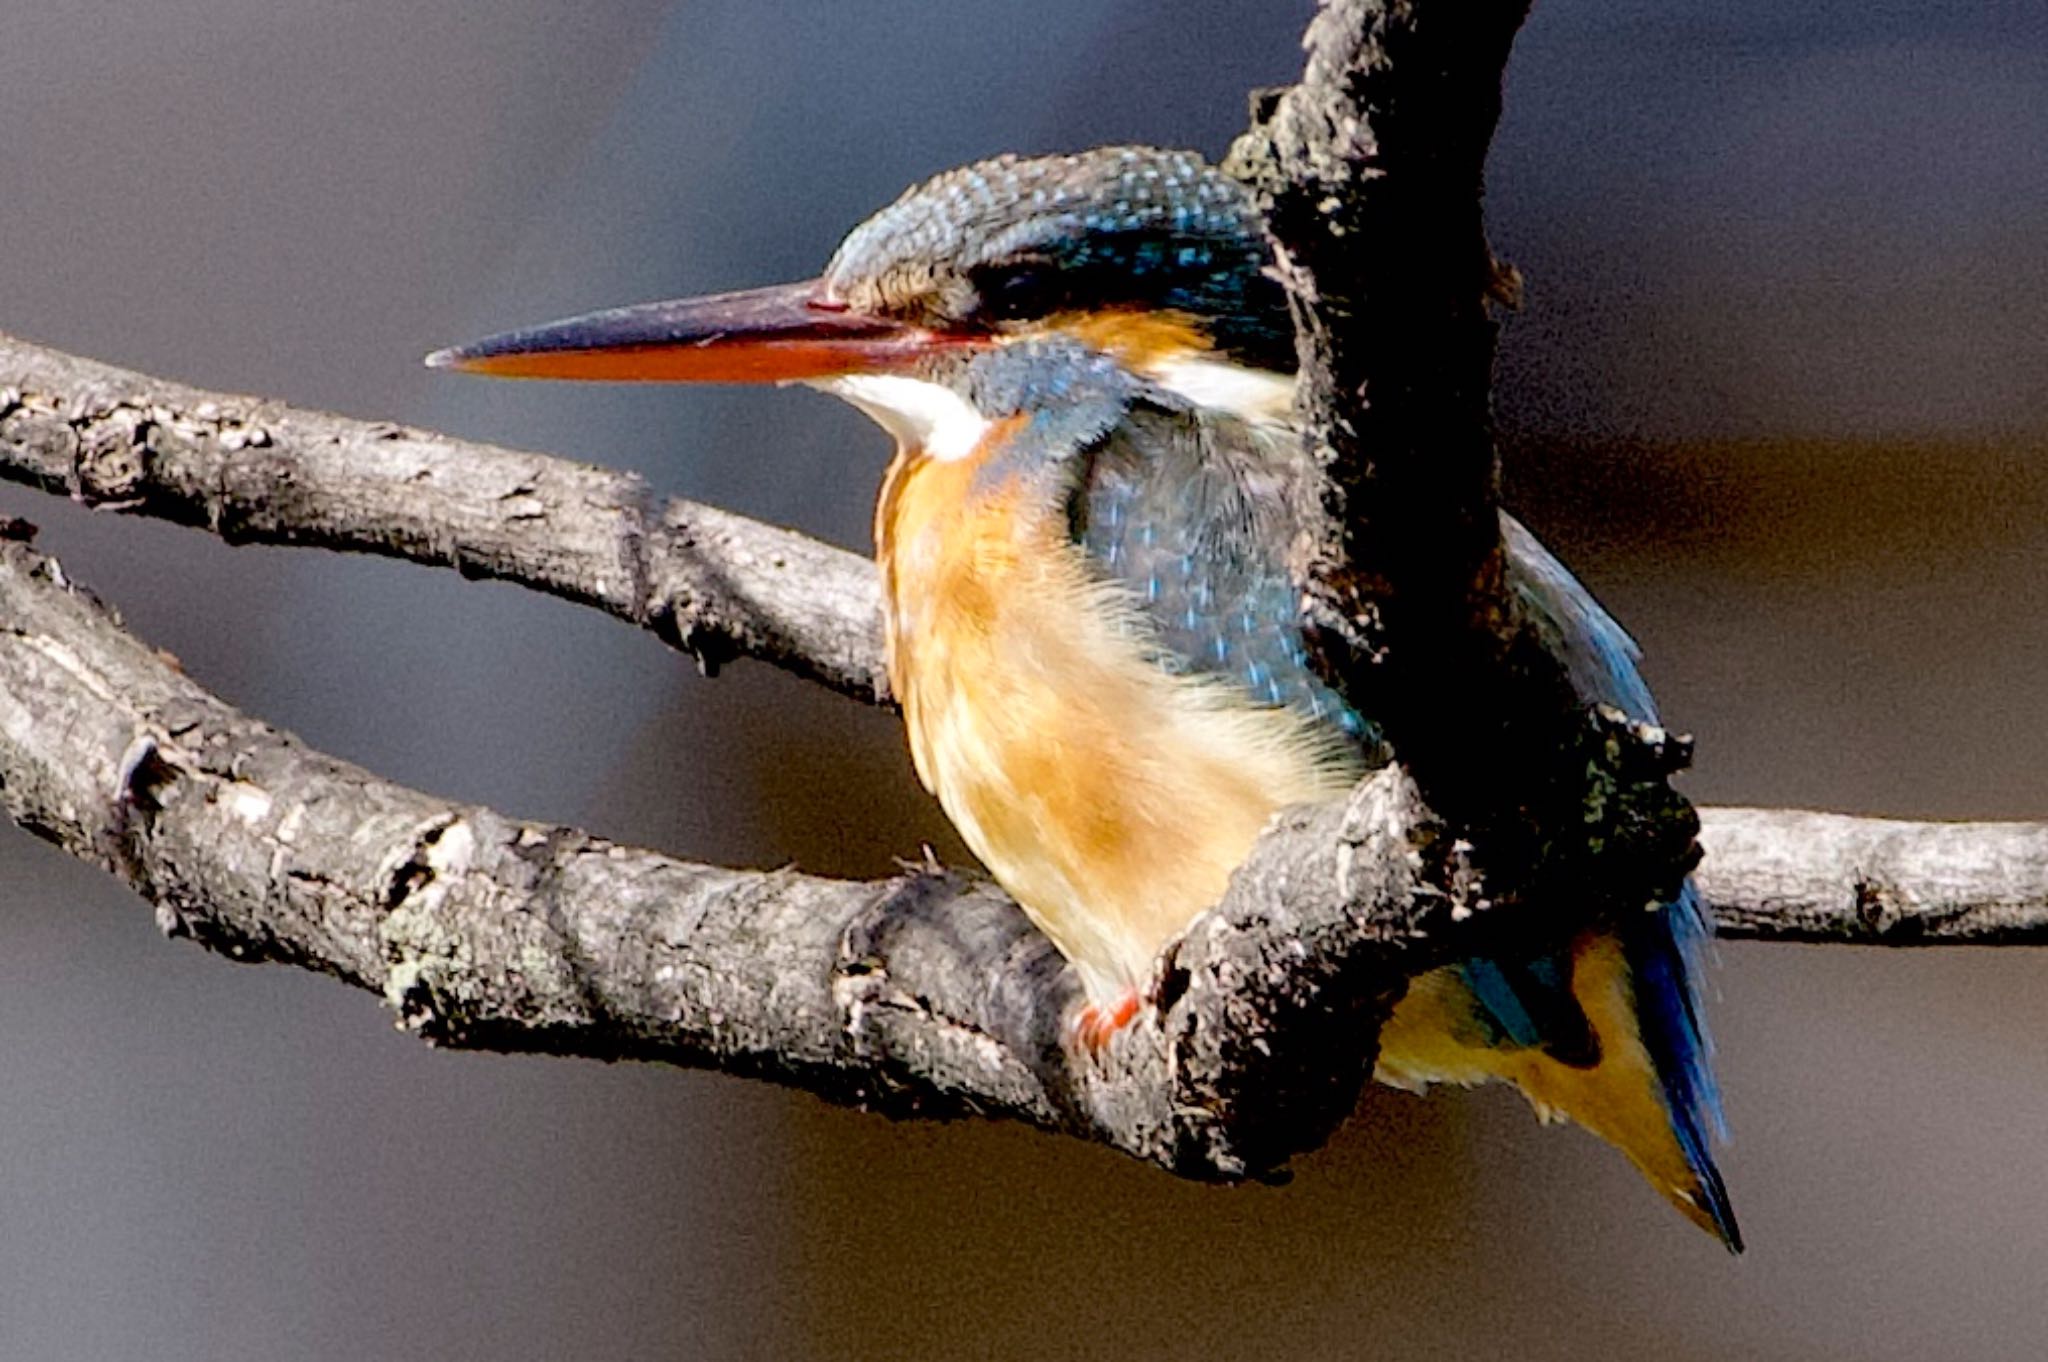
[{"x1": 426, "y1": 279, "x2": 961, "y2": 384}]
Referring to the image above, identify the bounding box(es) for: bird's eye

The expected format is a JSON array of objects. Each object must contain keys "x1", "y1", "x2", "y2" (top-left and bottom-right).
[{"x1": 974, "y1": 262, "x2": 1060, "y2": 322}]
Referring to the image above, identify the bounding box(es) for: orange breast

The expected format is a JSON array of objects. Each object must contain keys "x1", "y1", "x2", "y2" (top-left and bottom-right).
[{"x1": 874, "y1": 433, "x2": 1358, "y2": 1003}]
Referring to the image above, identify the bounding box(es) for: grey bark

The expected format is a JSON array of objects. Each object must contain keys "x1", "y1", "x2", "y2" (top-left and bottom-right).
[
  {"x1": 0, "y1": 338, "x2": 889, "y2": 706},
  {"x1": 1698, "y1": 808, "x2": 2048, "y2": 945},
  {"x1": 0, "y1": 528, "x2": 1462, "y2": 1178}
]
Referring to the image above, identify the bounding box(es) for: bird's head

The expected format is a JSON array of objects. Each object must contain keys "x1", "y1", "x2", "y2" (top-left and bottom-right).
[{"x1": 428, "y1": 147, "x2": 1298, "y2": 448}]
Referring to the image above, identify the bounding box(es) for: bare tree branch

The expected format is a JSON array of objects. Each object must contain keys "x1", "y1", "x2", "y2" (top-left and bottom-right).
[
  {"x1": 1224, "y1": 0, "x2": 1699, "y2": 949},
  {"x1": 0, "y1": 335, "x2": 890, "y2": 706},
  {"x1": 0, "y1": 528, "x2": 1465, "y2": 1180},
  {"x1": 1698, "y1": 809, "x2": 2048, "y2": 946}
]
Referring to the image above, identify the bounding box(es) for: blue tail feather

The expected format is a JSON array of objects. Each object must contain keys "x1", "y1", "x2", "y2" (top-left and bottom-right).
[{"x1": 1628, "y1": 882, "x2": 1740, "y2": 1249}]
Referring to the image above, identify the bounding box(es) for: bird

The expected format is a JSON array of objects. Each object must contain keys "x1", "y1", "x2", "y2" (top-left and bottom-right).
[{"x1": 428, "y1": 145, "x2": 1739, "y2": 1251}]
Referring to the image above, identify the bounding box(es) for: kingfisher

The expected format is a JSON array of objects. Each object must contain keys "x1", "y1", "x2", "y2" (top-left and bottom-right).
[{"x1": 428, "y1": 146, "x2": 1738, "y2": 1250}]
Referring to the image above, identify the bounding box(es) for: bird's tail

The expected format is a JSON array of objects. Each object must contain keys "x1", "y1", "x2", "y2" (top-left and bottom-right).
[{"x1": 1374, "y1": 884, "x2": 1740, "y2": 1251}]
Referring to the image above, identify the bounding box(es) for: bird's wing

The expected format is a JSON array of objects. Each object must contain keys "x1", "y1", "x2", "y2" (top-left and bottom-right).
[
  {"x1": 1065, "y1": 409, "x2": 1657, "y2": 739},
  {"x1": 1501, "y1": 513, "x2": 1658, "y2": 723},
  {"x1": 1067, "y1": 400, "x2": 1384, "y2": 754},
  {"x1": 1065, "y1": 405, "x2": 1732, "y2": 1243}
]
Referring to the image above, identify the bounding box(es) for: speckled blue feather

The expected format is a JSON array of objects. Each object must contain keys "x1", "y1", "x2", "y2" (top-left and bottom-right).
[
  {"x1": 955, "y1": 339, "x2": 1372, "y2": 747},
  {"x1": 825, "y1": 148, "x2": 1294, "y2": 368},
  {"x1": 1075, "y1": 415, "x2": 1383, "y2": 752}
]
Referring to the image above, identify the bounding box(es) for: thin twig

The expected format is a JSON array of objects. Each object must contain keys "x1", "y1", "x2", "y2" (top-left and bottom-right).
[
  {"x1": 0, "y1": 335, "x2": 889, "y2": 705},
  {"x1": 1698, "y1": 808, "x2": 2048, "y2": 945}
]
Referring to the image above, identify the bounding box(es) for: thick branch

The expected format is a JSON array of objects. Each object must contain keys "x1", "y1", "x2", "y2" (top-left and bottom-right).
[
  {"x1": 1223, "y1": 0, "x2": 1697, "y2": 942},
  {"x1": 1228, "y1": 0, "x2": 1527, "y2": 594},
  {"x1": 0, "y1": 530, "x2": 1473, "y2": 1181}
]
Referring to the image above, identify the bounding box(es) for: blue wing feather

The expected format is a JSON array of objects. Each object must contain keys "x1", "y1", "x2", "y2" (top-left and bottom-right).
[
  {"x1": 1072, "y1": 402, "x2": 1385, "y2": 753},
  {"x1": 1501, "y1": 515, "x2": 1658, "y2": 722}
]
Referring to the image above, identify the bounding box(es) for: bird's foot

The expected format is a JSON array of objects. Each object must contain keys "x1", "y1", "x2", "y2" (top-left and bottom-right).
[{"x1": 1066, "y1": 990, "x2": 1141, "y2": 1056}]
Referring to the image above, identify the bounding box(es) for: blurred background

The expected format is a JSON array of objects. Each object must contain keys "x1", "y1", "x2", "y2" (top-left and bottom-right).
[{"x1": 2, "y1": 1, "x2": 2045, "y2": 1357}]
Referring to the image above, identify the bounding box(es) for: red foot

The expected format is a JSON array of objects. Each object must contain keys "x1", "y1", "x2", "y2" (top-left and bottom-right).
[{"x1": 1066, "y1": 990, "x2": 1142, "y2": 1055}]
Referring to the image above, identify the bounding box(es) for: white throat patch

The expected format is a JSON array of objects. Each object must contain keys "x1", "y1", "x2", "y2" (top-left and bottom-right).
[
  {"x1": 1147, "y1": 357, "x2": 1296, "y2": 425},
  {"x1": 811, "y1": 373, "x2": 991, "y2": 462},
  {"x1": 812, "y1": 357, "x2": 1293, "y2": 459}
]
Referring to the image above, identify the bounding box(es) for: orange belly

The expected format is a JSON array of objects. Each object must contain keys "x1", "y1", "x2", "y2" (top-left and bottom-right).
[{"x1": 875, "y1": 442, "x2": 1358, "y2": 1001}]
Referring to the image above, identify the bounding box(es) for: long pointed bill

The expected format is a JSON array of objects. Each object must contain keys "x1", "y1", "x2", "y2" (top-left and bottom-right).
[{"x1": 425, "y1": 279, "x2": 964, "y2": 383}]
